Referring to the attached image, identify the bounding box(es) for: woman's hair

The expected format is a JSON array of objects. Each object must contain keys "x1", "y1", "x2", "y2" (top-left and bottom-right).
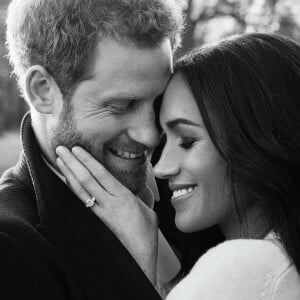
[{"x1": 175, "y1": 33, "x2": 300, "y2": 272}]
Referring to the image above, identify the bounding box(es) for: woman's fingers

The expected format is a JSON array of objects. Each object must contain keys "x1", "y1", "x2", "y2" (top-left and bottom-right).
[
  {"x1": 56, "y1": 147, "x2": 158, "y2": 284},
  {"x1": 56, "y1": 146, "x2": 108, "y2": 204},
  {"x1": 56, "y1": 157, "x2": 96, "y2": 207},
  {"x1": 71, "y1": 146, "x2": 127, "y2": 194}
]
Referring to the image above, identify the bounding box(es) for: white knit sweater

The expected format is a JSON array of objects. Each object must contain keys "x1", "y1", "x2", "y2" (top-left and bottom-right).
[{"x1": 167, "y1": 233, "x2": 300, "y2": 299}]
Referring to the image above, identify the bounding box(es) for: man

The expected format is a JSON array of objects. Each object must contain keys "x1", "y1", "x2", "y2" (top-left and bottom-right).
[{"x1": 0, "y1": 0, "x2": 183, "y2": 299}]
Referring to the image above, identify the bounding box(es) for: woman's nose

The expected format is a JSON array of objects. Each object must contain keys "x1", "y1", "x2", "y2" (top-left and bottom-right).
[{"x1": 154, "y1": 145, "x2": 180, "y2": 180}]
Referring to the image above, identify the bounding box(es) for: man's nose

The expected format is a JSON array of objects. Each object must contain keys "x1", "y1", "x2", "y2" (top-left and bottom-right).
[
  {"x1": 127, "y1": 111, "x2": 160, "y2": 149},
  {"x1": 154, "y1": 144, "x2": 180, "y2": 180}
]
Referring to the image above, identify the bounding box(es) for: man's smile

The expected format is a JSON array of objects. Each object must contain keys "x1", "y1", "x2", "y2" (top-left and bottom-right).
[{"x1": 109, "y1": 148, "x2": 147, "y2": 160}]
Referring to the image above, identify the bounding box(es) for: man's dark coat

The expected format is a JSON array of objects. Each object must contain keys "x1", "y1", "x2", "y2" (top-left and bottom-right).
[{"x1": 0, "y1": 113, "x2": 161, "y2": 300}]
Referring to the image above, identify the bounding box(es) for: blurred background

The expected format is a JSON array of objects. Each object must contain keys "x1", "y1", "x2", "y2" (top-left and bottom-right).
[{"x1": 0, "y1": 0, "x2": 300, "y2": 176}]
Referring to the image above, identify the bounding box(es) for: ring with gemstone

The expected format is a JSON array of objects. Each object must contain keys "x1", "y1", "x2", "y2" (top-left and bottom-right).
[{"x1": 85, "y1": 196, "x2": 96, "y2": 208}]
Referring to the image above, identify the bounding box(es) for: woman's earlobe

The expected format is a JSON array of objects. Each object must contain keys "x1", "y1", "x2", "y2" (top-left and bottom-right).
[{"x1": 24, "y1": 65, "x2": 57, "y2": 114}]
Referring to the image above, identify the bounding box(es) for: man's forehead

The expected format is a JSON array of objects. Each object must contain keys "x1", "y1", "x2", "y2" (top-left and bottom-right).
[
  {"x1": 92, "y1": 37, "x2": 173, "y2": 78},
  {"x1": 87, "y1": 83, "x2": 166, "y2": 104}
]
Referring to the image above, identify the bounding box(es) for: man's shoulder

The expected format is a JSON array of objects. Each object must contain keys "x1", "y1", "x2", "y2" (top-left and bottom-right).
[
  {"x1": 0, "y1": 152, "x2": 32, "y2": 191},
  {"x1": 0, "y1": 164, "x2": 40, "y2": 238},
  {"x1": 0, "y1": 174, "x2": 55, "y2": 267},
  {"x1": 0, "y1": 204, "x2": 68, "y2": 300}
]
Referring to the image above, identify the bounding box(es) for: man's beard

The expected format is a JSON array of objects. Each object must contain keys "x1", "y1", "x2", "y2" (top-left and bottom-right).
[{"x1": 50, "y1": 102, "x2": 147, "y2": 194}]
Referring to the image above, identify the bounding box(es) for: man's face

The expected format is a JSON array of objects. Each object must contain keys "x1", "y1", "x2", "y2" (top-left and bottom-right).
[{"x1": 51, "y1": 37, "x2": 173, "y2": 194}]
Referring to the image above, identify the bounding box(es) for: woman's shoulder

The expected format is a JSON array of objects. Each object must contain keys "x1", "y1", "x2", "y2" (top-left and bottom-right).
[
  {"x1": 194, "y1": 235, "x2": 289, "y2": 271},
  {"x1": 191, "y1": 237, "x2": 293, "y2": 286},
  {"x1": 167, "y1": 237, "x2": 300, "y2": 300}
]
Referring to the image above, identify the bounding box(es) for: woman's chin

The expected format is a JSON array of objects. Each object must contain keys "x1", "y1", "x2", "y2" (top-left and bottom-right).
[{"x1": 175, "y1": 216, "x2": 199, "y2": 233}]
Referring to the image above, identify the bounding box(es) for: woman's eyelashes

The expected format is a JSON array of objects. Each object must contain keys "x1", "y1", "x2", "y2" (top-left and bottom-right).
[
  {"x1": 159, "y1": 132, "x2": 199, "y2": 150},
  {"x1": 179, "y1": 137, "x2": 198, "y2": 149}
]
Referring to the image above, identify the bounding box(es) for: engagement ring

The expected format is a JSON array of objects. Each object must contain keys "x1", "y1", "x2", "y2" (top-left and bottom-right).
[{"x1": 85, "y1": 196, "x2": 96, "y2": 208}]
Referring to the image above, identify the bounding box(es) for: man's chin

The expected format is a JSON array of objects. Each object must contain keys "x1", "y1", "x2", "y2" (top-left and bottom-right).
[
  {"x1": 120, "y1": 176, "x2": 147, "y2": 194},
  {"x1": 104, "y1": 165, "x2": 147, "y2": 195}
]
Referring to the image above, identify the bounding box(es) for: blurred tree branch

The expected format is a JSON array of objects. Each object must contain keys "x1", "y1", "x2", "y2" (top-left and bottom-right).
[
  {"x1": 0, "y1": 1, "x2": 28, "y2": 134},
  {"x1": 179, "y1": 0, "x2": 300, "y2": 49}
]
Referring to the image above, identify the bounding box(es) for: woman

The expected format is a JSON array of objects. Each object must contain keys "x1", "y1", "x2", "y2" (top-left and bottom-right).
[{"x1": 56, "y1": 33, "x2": 300, "y2": 299}]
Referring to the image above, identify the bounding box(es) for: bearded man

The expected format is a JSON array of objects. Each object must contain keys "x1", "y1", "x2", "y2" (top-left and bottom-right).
[{"x1": 0, "y1": 0, "x2": 184, "y2": 298}]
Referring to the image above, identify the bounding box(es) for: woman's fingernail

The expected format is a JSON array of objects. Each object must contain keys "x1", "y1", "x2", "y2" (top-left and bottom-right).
[
  {"x1": 56, "y1": 146, "x2": 66, "y2": 155},
  {"x1": 72, "y1": 146, "x2": 82, "y2": 155}
]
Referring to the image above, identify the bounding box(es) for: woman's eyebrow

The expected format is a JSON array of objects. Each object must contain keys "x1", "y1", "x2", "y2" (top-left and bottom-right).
[{"x1": 166, "y1": 118, "x2": 203, "y2": 129}]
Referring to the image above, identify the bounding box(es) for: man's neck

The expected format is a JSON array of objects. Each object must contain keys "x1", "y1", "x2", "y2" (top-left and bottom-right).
[{"x1": 31, "y1": 112, "x2": 58, "y2": 168}]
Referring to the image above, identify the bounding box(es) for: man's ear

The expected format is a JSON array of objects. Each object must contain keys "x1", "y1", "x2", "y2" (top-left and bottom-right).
[{"x1": 24, "y1": 65, "x2": 62, "y2": 114}]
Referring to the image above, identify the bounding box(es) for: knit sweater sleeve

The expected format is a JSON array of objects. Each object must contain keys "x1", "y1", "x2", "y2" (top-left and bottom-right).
[{"x1": 166, "y1": 239, "x2": 300, "y2": 300}]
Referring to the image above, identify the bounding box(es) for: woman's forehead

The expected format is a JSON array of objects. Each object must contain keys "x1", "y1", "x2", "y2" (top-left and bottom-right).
[{"x1": 160, "y1": 73, "x2": 202, "y2": 126}]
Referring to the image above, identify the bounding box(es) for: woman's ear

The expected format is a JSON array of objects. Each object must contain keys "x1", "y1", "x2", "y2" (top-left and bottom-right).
[{"x1": 24, "y1": 65, "x2": 61, "y2": 114}]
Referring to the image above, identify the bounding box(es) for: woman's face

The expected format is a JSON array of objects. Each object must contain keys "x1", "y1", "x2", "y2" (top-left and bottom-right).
[{"x1": 154, "y1": 73, "x2": 232, "y2": 233}]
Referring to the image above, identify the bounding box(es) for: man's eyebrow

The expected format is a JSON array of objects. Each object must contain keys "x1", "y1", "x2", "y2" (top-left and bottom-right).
[
  {"x1": 166, "y1": 118, "x2": 203, "y2": 129},
  {"x1": 100, "y1": 93, "x2": 144, "y2": 102},
  {"x1": 87, "y1": 94, "x2": 142, "y2": 105}
]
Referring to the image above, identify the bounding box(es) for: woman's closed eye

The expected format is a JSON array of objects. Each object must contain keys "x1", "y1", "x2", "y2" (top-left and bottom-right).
[{"x1": 179, "y1": 137, "x2": 198, "y2": 149}]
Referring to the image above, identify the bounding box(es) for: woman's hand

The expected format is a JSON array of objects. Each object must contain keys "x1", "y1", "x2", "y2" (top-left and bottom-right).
[{"x1": 55, "y1": 146, "x2": 159, "y2": 285}]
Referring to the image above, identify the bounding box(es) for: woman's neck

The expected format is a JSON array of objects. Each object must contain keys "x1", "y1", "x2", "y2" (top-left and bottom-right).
[{"x1": 220, "y1": 203, "x2": 271, "y2": 240}]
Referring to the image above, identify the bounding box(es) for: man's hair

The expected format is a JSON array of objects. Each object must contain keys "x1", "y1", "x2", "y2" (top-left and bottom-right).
[{"x1": 6, "y1": 0, "x2": 184, "y2": 96}]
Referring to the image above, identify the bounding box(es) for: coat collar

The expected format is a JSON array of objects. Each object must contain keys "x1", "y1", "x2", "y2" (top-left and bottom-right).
[{"x1": 20, "y1": 112, "x2": 92, "y2": 239}]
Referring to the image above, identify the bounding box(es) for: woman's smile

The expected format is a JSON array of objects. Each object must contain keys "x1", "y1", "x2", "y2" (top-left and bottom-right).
[{"x1": 170, "y1": 185, "x2": 197, "y2": 200}]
